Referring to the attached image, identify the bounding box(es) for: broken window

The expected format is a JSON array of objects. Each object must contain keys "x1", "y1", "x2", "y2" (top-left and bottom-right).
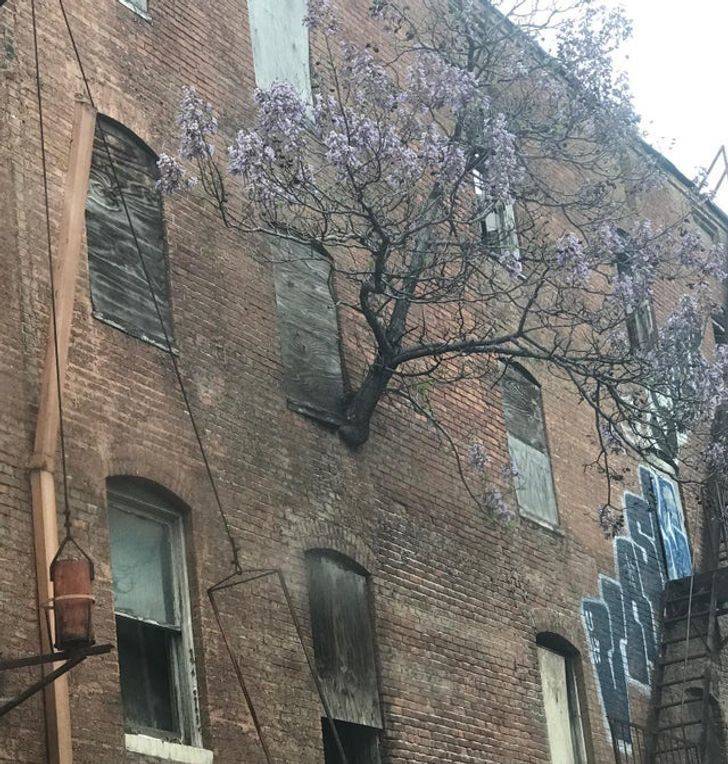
[
  {"x1": 306, "y1": 551, "x2": 382, "y2": 764},
  {"x1": 85, "y1": 117, "x2": 173, "y2": 349},
  {"x1": 246, "y1": 0, "x2": 312, "y2": 100},
  {"x1": 536, "y1": 636, "x2": 588, "y2": 764},
  {"x1": 473, "y1": 169, "x2": 520, "y2": 255},
  {"x1": 501, "y1": 365, "x2": 559, "y2": 525},
  {"x1": 615, "y1": 245, "x2": 656, "y2": 351},
  {"x1": 272, "y1": 241, "x2": 345, "y2": 424},
  {"x1": 108, "y1": 479, "x2": 200, "y2": 746}
]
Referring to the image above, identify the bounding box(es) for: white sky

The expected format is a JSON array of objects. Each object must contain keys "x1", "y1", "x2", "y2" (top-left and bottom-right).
[{"x1": 611, "y1": 1, "x2": 728, "y2": 210}]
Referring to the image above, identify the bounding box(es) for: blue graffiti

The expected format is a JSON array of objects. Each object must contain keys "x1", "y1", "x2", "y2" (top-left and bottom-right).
[{"x1": 581, "y1": 466, "x2": 691, "y2": 742}]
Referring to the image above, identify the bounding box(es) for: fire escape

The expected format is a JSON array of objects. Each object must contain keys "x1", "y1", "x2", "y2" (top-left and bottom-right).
[{"x1": 611, "y1": 480, "x2": 728, "y2": 762}]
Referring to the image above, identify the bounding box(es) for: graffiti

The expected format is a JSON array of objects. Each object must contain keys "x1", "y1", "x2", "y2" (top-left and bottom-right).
[{"x1": 581, "y1": 466, "x2": 692, "y2": 741}]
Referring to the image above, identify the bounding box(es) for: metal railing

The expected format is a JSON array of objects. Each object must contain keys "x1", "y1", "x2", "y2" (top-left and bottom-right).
[{"x1": 608, "y1": 718, "x2": 701, "y2": 764}]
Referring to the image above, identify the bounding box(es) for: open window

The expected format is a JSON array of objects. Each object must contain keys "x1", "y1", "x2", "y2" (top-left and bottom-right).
[
  {"x1": 615, "y1": 242, "x2": 656, "y2": 351},
  {"x1": 245, "y1": 0, "x2": 313, "y2": 101},
  {"x1": 306, "y1": 550, "x2": 383, "y2": 764},
  {"x1": 85, "y1": 117, "x2": 173, "y2": 349},
  {"x1": 501, "y1": 365, "x2": 559, "y2": 526},
  {"x1": 536, "y1": 633, "x2": 589, "y2": 763},
  {"x1": 473, "y1": 169, "x2": 520, "y2": 255},
  {"x1": 107, "y1": 479, "x2": 201, "y2": 747}
]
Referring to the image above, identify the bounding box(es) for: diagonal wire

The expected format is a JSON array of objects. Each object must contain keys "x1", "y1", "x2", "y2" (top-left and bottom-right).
[
  {"x1": 30, "y1": 0, "x2": 73, "y2": 539},
  {"x1": 54, "y1": 0, "x2": 241, "y2": 573}
]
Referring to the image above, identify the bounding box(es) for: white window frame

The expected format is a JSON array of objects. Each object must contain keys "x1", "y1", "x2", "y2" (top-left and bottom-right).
[
  {"x1": 473, "y1": 169, "x2": 520, "y2": 255},
  {"x1": 117, "y1": 0, "x2": 151, "y2": 22},
  {"x1": 109, "y1": 485, "x2": 203, "y2": 751}
]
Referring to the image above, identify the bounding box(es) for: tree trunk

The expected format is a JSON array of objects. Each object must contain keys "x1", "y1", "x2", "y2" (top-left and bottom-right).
[{"x1": 339, "y1": 360, "x2": 394, "y2": 447}]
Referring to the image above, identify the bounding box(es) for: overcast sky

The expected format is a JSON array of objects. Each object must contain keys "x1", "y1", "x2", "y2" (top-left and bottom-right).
[{"x1": 611, "y1": 1, "x2": 728, "y2": 209}]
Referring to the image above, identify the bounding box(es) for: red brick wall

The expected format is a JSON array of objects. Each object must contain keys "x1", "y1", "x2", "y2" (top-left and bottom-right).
[{"x1": 0, "y1": 1, "x2": 720, "y2": 762}]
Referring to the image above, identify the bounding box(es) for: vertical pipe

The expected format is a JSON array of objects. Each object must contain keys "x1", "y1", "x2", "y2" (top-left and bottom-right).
[{"x1": 29, "y1": 98, "x2": 96, "y2": 764}]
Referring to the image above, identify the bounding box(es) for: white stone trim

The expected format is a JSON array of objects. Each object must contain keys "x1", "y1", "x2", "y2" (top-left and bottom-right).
[{"x1": 125, "y1": 734, "x2": 213, "y2": 763}]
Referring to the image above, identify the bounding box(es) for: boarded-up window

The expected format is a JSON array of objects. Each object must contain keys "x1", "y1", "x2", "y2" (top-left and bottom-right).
[
  {"x1": 307, "y1": 551, "x2": 382, "y2": 763},
  {"x1": 273, "y1": 241, "x2": 345, "y2": 424},
  {"x1": 537, "y1": 645, "x2": 587, "y2": 763},
  {"x1": 501, "y1": 365, "x2": 559, "y2": 525},
  {"x1": 85, "y1": 117, "x2": 173, "y2": 349},
  {"x1": 246, "y1": 0, "x2": 312, "y2": 100}
]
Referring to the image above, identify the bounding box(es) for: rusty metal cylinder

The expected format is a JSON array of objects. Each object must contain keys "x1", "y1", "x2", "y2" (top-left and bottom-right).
[{"x1": 50, "y1": 558, "x2": 95, "y2": 651}]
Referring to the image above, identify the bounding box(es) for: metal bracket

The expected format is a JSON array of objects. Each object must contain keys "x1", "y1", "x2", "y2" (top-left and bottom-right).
[{"x1": 0, "y1": 643, "x2": 112, "y2": 718}]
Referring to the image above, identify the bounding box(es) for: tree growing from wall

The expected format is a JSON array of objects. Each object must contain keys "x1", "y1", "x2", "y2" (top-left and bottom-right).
[{"x1": 159, "y1": 0, "x2": 728, "y2": 530}]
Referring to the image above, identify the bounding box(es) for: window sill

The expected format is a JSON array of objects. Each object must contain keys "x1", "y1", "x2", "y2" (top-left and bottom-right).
[
  {"x1": 125, "y1": 734, "x2": 213, "y2": 763},
  {"x1": 519, "y1": 512, "x2": 564, "y2": 538},
  {"x1": 116, "y1": 0, "x2": 152, "y2": 22}
]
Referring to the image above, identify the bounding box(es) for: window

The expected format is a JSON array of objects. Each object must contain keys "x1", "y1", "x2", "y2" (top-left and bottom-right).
[
  {"x1": 272, "y1": 241, "x2": 345, "y2": 424},
  {"x1": 246, "y1": 0, "x2": 312, "y2": 100},
  {"x1": 501, "y1": 365, "x2": 559, "y2": 525},
  {"x1": 615, "y1": 245, "x2": 655, "y2": 350},
  {"x1": 85, "y1": 117, "x2": 173, "y2": 349},
  {"x1": 536, "y1": 635, "x2": 588, "y2": 764},
  {"x1": 118, "y1": 0, "x2": 148, "y2": 16},
  {"x1": 108, "y1": 479, "x2": 200, "y2": 746},
  {"x1": 306, "y1": 551, "x2": 382, "y2": 764},
  {"x1": 473, "y1": 169, "x2": 520, "y2": 255}
]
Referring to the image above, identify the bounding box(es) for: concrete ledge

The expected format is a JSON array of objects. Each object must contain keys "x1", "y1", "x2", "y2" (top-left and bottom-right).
[{"x1": 125, "y1": 734, "x2": 213, "y2": 763}]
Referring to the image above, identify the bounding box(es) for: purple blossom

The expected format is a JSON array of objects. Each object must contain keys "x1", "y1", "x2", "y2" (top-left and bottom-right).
[
  {"x1": 156, "y1": 153, "x2": 196, "y2": 194},
  {"x1": 598, "y1": 504, "x2": 625, "y2": 538},
  {"x1": 467, "y1": 442, "x2": 488, "y2": 473},
  {"x1": 303, "y1": 0, "x2": 336, "y2": 32},
  {"x1": 177, "y1": 86, "x2": 218, "y2": 160},
  {"x1": 406, "y1": 53, "x2": 479, "y2": 113},
  {"x1": 254, "y1": 82, "x2": 308, "y2": 153},
  {"x1": 555, "y1": 233, "x2": 590, "y2": 284},
  {"x1": 476, "y1": 113, "x2": 523, "y2": 206},
  {"x1": 483, "y1": 487, "x2": 515, "y2": 524}
]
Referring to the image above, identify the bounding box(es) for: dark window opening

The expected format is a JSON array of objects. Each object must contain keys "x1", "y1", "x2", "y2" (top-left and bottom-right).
[
  {"x1": 615, "y1": 246, "x2": 656, "y2": 351},
  {"x1": 501, "y1": 365, "x2": 558, "y2": 525},
  {"x1": 322, "y1": 718, "x2": 381, "y2": 764},
  {"x1": 85, "y1": 117, "x2": 173, "y2": 349}
]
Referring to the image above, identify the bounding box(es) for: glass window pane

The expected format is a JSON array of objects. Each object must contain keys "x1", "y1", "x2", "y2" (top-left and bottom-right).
[
  {"x1": 109, "y1": 507, "x2": 176, "y2": 625},
  {"x1": 116, "y1": 615, "x2": 179, "y2": 737}
]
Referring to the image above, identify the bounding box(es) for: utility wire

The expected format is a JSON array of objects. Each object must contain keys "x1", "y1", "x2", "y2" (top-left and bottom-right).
[
  {"x1": 31, "y1": 0, "x2": 73, "y2": 539},
  {"x1": 53, "y1": 0, "x2": 241, "y2": 572}
]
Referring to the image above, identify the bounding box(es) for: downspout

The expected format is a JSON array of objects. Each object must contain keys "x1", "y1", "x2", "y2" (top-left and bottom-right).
[{"x1": 28, "y1": 98, "x2": 96, "y2": 764}]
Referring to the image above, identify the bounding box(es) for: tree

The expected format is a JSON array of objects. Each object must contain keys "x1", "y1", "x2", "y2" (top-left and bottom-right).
[{"x1": 158, "y1": 0, "x2": 728, "y2": 531}]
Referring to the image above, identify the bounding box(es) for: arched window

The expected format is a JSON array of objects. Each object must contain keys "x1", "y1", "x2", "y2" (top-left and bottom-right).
[
  {"x1": 85, "y1": 117, "x2": 173, "y2": 349},
  {"x1": 107, "y1": 478, "x2": 201, "y2": 748},
  {"x1": 306, "y1": 550, "x2": 382, "y2": 763},
  {"x1": 501, "y1": 364, "x2": 558, "y2": 526},
  {"x1": 536, "y1": 633, "x2": 589, "y2": 763}
]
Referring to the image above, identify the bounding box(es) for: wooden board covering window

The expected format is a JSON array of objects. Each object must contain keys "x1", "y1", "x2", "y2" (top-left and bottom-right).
[
  {"x1": 85, "y1": 117, "x2": 173, "y2": 348},
  {"x1": 273, "y1": 241, "x2": 345, "y2": 424},
  {"x1": 306, "y1": 552, "x2": 382, "y2": 729},
  {"x1": 501, "y1": 366, "x2": 559, "y2": 525}
]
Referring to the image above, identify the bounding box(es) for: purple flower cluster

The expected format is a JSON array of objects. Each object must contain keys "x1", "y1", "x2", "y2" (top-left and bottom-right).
[
  {"x1": 555, "y1": 233, "x2": 590, "y2": 285},
  {"x1": 177, "y1": 86, "x2": 218, "y2": 161}
]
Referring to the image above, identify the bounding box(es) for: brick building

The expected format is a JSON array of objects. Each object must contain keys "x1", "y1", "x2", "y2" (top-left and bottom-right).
[{"x1": 1, "y1": 1, "x2": 728, "y2": 763}]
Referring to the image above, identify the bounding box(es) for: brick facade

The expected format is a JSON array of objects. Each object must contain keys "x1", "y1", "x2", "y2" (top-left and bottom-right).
[{"x1": 0, "y1": 1, "x2": 724, "y2": 762}]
